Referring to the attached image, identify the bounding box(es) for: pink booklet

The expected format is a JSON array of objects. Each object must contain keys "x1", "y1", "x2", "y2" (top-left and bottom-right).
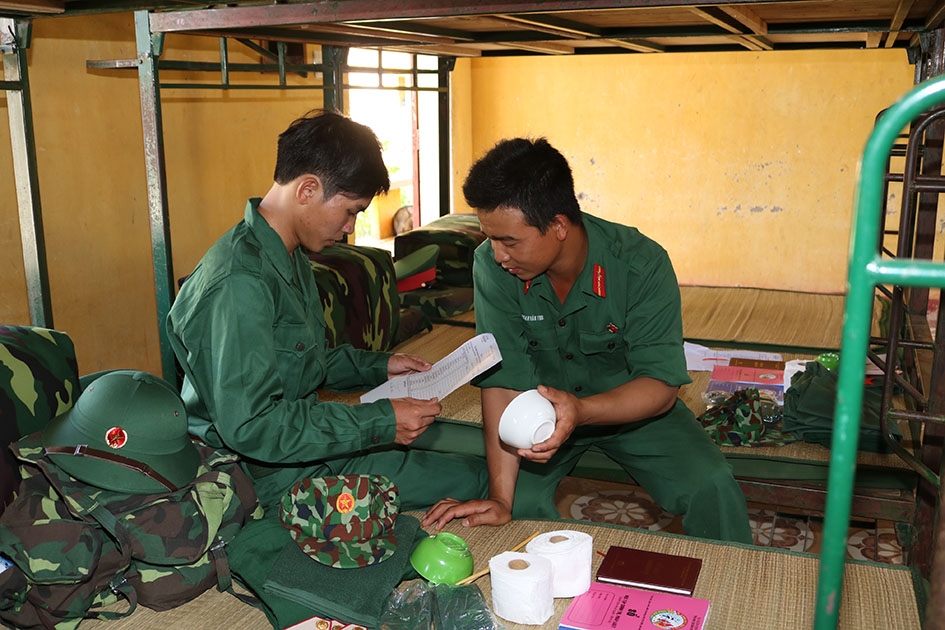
[{"x1": 558, "y1": 581, "x2": 710, "y2": 630}]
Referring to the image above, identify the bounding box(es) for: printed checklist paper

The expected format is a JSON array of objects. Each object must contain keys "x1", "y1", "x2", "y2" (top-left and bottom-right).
[{"x1": 360, "y1": 333, "x2": 502, "y2": 403}]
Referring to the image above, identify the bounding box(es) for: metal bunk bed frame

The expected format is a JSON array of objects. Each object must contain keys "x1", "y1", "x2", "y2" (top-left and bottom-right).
[
  {"x1": 817, "y1": 71, "x2": 945, "y2": 629},
  {"x1": 875, "y1": 94, "x2": 945, "y2": 581},
  {"x1": 6, "y1": 4, "x2": 945, "y2": 628},
  {"x1": 1, "y1": 19, "x2": 51, "y2": 329}
]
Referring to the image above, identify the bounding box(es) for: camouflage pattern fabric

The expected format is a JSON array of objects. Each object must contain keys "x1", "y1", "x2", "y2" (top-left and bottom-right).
[
  {"x1": 0, "y1": 326, "x2": 79, "y2": 440},
  {"x1": 394, "y1": 307, "x2": 434, "y2": 347},
  {"x1": 279, "y1": 474, "x2": 400, "y2": 569},
  {"x1": 0, "y1": 325, "x2": 80, "y2": 517},
  {"x1": 394, "y1": 214, "x2": 485, "y2": 288},
  {"x1": 308, "y1": 244, "x2": 400, "y2": 352},
  {"x1": 400, "y1": 285, "x2": 475, "y2": 320},
  {"x1": 0, "y1": 433, "x2": 262, "y2": 628},
  {"x1": 698, "y1": 388, "x2": 795, "y2": 447}
]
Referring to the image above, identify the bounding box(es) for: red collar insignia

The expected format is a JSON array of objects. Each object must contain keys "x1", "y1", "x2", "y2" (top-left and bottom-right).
[
  {"x1": 593, "y1": 264, "x2": 606, "y2": 298},
  {"x1": 523, "y1": 279, "x2": 532, "y2": 295}
]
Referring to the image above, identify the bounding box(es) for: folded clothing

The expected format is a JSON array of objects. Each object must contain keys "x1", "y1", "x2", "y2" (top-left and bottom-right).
[
  {"x1": 782, "y1": 361, "x2": 901, "y2": 453},
  {"x1": 698, "y1": 387, "x2": 796, "y2": 447},
  {"x1": 228, "y1": 513, "x2": 425, "y2": 628}
]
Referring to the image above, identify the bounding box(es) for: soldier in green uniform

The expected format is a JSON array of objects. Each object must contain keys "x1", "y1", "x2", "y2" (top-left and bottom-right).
[
  {"x1": 423, "y1": 137, "x2": 752, "y2": 543},
  {"x1": 167, "y1": 110, "x2": 487, "y2": 510}
]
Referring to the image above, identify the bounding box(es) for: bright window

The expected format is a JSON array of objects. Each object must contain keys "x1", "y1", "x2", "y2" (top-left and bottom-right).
[{"x1": 346, "y1": 48, "x2": 442, "y2": 249}]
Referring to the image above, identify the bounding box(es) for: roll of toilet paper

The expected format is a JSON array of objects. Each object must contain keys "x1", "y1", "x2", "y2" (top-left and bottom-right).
[
  {"x1": 524, "y1": 529, "x2": 593, "y2": 597},
  {"x1": 488, "y1": 551, "x2": 555, "y2": 625}
]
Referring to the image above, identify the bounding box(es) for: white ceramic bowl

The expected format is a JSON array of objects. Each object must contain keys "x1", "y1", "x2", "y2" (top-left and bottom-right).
[{"x1": 498, "y1": 389, "x2": 556, "y2": 449}]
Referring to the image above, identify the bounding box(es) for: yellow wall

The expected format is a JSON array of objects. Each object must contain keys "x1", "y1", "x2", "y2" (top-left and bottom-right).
[
  {"x1": 1, "y1": 14, "x2": 319, "y2": 375},
  {"x1": 452, "y1": 50, "x2": 917, "y2": 293},
  {"x1": 0, "y1": 18, "x2": 929, "y2": 373},
  {"x1": 449, "y1": 57, "x2": 474, "y2": 213}
]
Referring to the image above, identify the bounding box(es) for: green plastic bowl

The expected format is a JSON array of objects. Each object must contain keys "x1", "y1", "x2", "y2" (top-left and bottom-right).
[{"x1": 409, "y1": 532, "x2": 474, "y2": 584}]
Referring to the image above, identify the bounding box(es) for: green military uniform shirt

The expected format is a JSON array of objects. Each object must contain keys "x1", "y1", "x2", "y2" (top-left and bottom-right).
[
  {"x1": 167, "y1": 199, "x2": 396, "y2": 482},
  {"x1": 474, "y1": 212, "x2": 691, "y2": 401},
  {"x1": 471, "y1": 213, "x2": 752, "y2": 544}
]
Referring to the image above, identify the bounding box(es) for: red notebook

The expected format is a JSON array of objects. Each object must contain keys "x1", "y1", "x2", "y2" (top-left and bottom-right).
[
  {"x1": 559, "y1": 581, "x2": 710, "y2": 630},
  {"x1": 595, "y1": 546, "x2": 702, "y2": 596}
]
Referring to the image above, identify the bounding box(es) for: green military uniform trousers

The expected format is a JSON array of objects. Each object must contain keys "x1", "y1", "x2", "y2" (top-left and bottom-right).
[
  {"x1": 249, "y1": 446, "x2": 489, "y2": 512},
  {"x1": 512, "y1": 400, "x2": 753, "y2": 545}
]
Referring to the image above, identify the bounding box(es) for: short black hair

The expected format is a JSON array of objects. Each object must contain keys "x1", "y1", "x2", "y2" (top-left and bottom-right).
[
  {"x1": 274, "y1": 109, "x2": 390, "y2": 199},
  {"x1": 462, "y1": 137, "x2": 582, "y2": 232}
]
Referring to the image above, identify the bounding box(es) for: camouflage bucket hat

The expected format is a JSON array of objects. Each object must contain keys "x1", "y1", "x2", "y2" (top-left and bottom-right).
[
  {"x1": 698, "y1": 387, "x2": 794, "y2": 447},
  {"x1": 41, "y1": 370, "x2": 200, "y2": 494},
  {"x1": 280, "y1": 474, "x2": 400, "y2": 569}
]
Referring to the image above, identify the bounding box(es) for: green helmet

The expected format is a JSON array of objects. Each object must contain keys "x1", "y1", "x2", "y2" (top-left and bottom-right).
[
  {"x1": 41, "y1": 370, "x2": 200, "y2": 494},
  {"x1": 279, "y1": 474, "x2": 400, "y2": 569}
]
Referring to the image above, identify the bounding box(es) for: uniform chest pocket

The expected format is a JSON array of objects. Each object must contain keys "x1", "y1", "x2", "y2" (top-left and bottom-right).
[
  {"x1": 579, "y1": 331, "x2": 628, "y2": 373},
  {"x1": 522, "y1": 323, "x2": 560, "y2": 360},
  {"x1": 272, "y1": 322, "x2": 320, "y2": 397}
]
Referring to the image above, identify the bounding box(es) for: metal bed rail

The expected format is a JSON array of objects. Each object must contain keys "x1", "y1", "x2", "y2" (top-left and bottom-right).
[{"x1": 815, "y1": 75, "x2": 945, "y2": 630}]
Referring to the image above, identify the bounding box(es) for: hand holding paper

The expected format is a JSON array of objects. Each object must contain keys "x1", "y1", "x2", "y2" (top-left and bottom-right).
[{"x1": 360, "y1": 333, "x2": 502, "y2": 403}]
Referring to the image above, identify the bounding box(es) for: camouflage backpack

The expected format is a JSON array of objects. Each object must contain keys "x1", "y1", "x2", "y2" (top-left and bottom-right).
[{"x1": 0, "y1": 434, "x2": 262, "y2": 629}]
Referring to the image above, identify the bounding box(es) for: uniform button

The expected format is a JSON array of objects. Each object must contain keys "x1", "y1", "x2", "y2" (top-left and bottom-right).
[
  {"x1": 574, "y1": 385, "x2": 583, "y2": 393},
  {"x1": 558, "y1": 319, "x2": 566, "y2": 327},
  {"x1": 371, "y1": 436, "x2": 380, "y2": 445},
  {"x1": 295, "y1": 342, "x2": 305, "y2": 352},
  {"x1": 607, "y1": 342, "x2": 616, "y2": 350},
  {"x1": 529, "y1": 340, "x2": 538, "y2": 347},
  {"x1": 565, "y1": 353, "x2": 574, "y2": 360}
]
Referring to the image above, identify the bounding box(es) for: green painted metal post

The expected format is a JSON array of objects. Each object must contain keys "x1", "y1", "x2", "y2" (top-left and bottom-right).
[
  {"x1": 814, "y1": 75, "x2": 945, "y2": 629},
  {"x1": 322, "y1": 45, "x2": 346, "y2": 112},
  {"x1": 437, "y1": 56, "x2": 454, "y2": 217},
  {"x1": 2, "y1": 19, "x2": 53, "y2": 328},
  {"x1": 219, "y1": 37, "x2": 229, "y2": 86},
  {"x1": 135, "y1": 11, "x2": 178, "y2": 384}
]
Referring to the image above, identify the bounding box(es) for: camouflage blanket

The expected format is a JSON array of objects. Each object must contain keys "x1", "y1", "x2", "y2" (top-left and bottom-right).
[
  {"x1": 400, "y1": 286, "x2": 474, "y2": 320},
  {"x1": 0, "y1": 326, "x2": 80, "y2": 513},
  {"x1": 308, "y1": 245, "x2": 400, "y2": 352}
]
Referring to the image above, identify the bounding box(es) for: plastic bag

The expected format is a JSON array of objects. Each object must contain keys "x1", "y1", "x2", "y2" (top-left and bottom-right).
[
  {"x1": 379, "y1": 581, "x2": 432, "y2": 630},
  {"x1": 378, "y1": 581, "x2": 501, "y2": 630},
  {"x1": 433, "y1": 582, "x2": 501, "y2": 630}
]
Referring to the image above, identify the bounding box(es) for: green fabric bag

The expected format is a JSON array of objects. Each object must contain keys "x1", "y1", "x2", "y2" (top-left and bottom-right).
[
  {"x1": 228, "y1": 513, "x2": 425, "y2": 629},
  {"x1": 782, "y1": 361, "x2": 901, "y2": 453}
]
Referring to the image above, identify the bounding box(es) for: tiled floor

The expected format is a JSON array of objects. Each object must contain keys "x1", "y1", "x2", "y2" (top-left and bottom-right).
[{"x1": 554, "y1": 476, "x2": 905, "y2": 565}]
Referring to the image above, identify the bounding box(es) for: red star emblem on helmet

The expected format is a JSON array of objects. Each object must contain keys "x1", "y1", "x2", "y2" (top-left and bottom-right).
[{"x1": 105, "y1": 426, "x2": 128, "y2": 449}]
